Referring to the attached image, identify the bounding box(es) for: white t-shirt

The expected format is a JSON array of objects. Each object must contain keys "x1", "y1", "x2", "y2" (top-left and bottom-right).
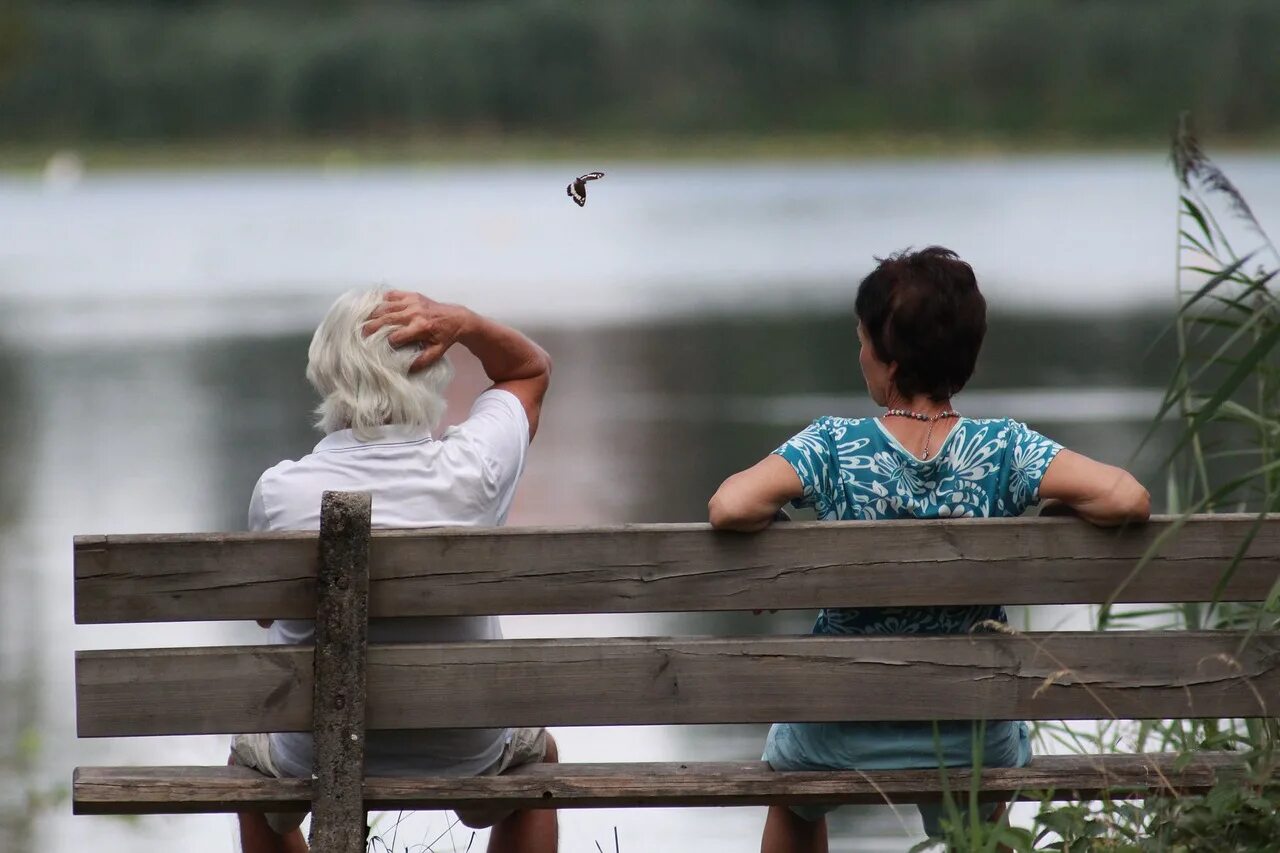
[{"x1": 249, "y1": 389, "x2": 529, "y2": 778}]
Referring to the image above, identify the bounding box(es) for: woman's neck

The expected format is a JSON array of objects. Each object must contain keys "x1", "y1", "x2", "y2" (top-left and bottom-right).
[
  {"x1": 883, "y1": 394, "x2": 955, "y2": 417},
  {"x1": 878, "y1": 394, "x2": 961, "y2": 460}
]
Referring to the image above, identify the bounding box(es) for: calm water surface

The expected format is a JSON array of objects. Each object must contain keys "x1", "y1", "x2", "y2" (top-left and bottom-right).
[{"x1": 1, "y1": 155, "x2": 1274, "y2": 852}]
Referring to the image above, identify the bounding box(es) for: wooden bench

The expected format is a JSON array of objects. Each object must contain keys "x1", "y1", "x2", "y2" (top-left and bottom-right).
[{"x1": 72, "y1": 492, "x2": 1280, "y2": 849}]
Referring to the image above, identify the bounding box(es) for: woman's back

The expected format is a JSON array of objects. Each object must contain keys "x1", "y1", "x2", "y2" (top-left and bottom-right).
[{"x1": 775, "y1": 415, "x2": 1062, "y2": 636}]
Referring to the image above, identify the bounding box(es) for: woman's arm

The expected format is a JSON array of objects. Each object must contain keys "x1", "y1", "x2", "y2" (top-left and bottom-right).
[
  {"x1": 708, "y1": 455, "x2": 805, "y2": 532},
  {"x1": 1037, "y1": 449, "x2": 1151, "y2": 527},
  {"x1": 364, "y1": 291, "x2": 552, "y2": 439}
]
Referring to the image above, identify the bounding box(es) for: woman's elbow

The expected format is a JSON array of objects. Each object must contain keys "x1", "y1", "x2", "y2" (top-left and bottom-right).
[
  {"x1": 708, "y1": 487, "x2": 763, "y2": 532},
  {"x1": 1097, "y1": 474, "x2": 1151, "y2": 525},
  {"x1": 707, "y1": 490, "x2": 739, "y2": 530},
  {"x1": 1126, "y1": 479, "x2": 1152, "y2": 522}
]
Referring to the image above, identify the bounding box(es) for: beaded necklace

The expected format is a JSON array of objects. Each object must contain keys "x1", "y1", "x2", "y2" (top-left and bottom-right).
[{"x1": 882, "y1": 408, "x2": 960, "y2": 461}]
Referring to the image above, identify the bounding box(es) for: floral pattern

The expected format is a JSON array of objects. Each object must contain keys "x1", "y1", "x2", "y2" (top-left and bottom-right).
[{"x1": 774, "y1": 416, "x2": 1062, "y2": 636}]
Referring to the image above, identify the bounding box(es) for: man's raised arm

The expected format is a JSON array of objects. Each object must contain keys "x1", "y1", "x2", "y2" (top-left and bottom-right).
[{"x1": 363, "y1": 291, "x2": 552, "y2": 439}]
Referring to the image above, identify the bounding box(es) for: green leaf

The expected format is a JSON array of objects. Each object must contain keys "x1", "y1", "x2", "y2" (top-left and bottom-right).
[
  {"x1": 1170, "y1": 323, "x2": 1280, "y2": 460},
  {"x1": 1183, "y1": 196, "x2": 1217, "y2": 249},
  {"x1": 1180, "y1": 253, "x2": 1255, "y2": 312},
  {"x1": 1180, "y1": 230, "x2": 1216, "y2": 257},
  {"x1": 1208, "y1": 509, "x2": 1268, "y2": 609},
  {"x1": 992, "y1": 825, "x2": 1035, "y2": 850},
  {"x1": 1105, "y1": 460, "x2": 1280, "y2": 612},
  {"x1": 1263, "y1": 576, "x2": 1280, "y2": 613}
]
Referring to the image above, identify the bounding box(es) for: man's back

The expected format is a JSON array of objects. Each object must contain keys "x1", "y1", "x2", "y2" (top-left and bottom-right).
[{"x1": 251, "y1": 388, "x2": 530, "y2": 778}]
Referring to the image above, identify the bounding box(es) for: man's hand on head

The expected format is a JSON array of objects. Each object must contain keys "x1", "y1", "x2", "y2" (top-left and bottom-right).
[{"x1": 362, "y1": 291, "x2": 474, "y2": 371}]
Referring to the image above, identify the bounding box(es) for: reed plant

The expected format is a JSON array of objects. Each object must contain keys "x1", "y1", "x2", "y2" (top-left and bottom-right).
[{"x1": 916, "y1": 118, "x2": 1280, "y2": 852}]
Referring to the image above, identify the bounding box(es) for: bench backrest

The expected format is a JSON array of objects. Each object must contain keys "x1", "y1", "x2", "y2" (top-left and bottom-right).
[{"x1": 74, "y1": 511, "x2": 1280, "y2": 740}]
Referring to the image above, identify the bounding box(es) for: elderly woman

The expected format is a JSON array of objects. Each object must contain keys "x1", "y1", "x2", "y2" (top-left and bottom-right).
[
  {"x1": 231, "y1": 288, "x2": 556, "y2": 853},
  {"x1": 707, "y1": 247, "x2": 1150, "y2": 852}
]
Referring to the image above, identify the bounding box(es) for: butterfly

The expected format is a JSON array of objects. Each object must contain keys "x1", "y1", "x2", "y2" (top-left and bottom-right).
[{"x1": 566, "y1": 171, "x2": 604, "y2": 207}]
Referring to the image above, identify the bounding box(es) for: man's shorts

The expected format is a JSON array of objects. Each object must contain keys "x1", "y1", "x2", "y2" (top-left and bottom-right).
[{"x1": 229, "y1": 727, "x2": 550, "y2": 835}]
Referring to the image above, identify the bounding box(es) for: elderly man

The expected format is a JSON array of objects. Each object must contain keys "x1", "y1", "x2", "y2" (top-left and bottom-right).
[{"x1": 229, "y1": 289, "x2": 556, "y2": 853}]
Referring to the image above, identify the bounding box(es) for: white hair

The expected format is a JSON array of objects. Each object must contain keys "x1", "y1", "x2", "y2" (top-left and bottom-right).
[{"x1": 306, "y1": 287, "x2": 454, "y2": 440}]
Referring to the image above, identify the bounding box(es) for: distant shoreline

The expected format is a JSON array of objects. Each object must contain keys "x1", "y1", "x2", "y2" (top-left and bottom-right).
[{"x1": 3, "y1": 133, "x2": 1279, "y2": 174}]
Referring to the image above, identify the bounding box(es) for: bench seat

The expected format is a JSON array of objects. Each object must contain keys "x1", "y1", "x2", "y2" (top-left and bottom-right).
[{"x1": 74, "y1": 752, "x2": 1246, "y2": 815}]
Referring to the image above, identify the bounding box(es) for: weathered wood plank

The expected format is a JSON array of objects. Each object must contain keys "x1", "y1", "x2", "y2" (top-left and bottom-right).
[
  {"x1": 309, "y1": 491, "x2": 371, "y2": 853},
  {"x1": 76, "y1": 632, "x2": 1280, "y2": 737},
  {"x1": 73, "y1": 515, "x2": 1280, "y2": 624},
  {"x1": 72, "y1": 752, "x2": 1250, "y2": 815}
]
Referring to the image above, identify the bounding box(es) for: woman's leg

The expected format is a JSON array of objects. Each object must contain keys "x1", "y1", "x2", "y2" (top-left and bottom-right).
[
  {"x1": 761, "y1": 805, "x2": 827, "y2": 853},
  {"x1": 987, "y1": 801, "x2": 1013, "y2": 853},
  {"x1": 921, "y1": 799, "x2": 1014, "y2": 853}
]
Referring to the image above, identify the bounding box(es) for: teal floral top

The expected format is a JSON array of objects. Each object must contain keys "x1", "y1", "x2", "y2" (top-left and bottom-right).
[
  {"x1": 763, "y1": 416, "x2": 1061, "y2": 823},
  {"x1": 773, "y1": 416, "x2": 1062, "y2": 636}
]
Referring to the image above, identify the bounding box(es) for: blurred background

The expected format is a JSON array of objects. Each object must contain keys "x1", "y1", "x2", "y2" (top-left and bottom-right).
[{"x1": 1, "y1": 1, "x2": 1278, "y2": 850}]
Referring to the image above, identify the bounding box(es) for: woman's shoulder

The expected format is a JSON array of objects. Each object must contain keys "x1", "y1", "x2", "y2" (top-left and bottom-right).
[
  {"x1": 804, "y1": 415, "x2": 876, "y2": 432},
  {"x1": 962, "y1": 416, "x2": 1018, "y2": 428},
  {"x1": 950, "y1": 418, "x2": 1062, "y2": 466},
  {"x1": 958, "y1": 417, "x2": 1050, "y2": 440},
  {"x1": 799, "y1": 415, "x2": 882, "y2": 443}
]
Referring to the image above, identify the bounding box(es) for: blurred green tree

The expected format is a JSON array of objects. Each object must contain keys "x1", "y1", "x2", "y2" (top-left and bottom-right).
[{"x1": 2, "y1": 0, "x2": 1277, "y2": 145}]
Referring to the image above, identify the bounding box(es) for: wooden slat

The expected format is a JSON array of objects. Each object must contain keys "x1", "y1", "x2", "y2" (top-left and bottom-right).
[
  {"x1": 76, "y1": 632, "x2": 1280, "y2": 737},
  {"x1": 73, "y1": 515, "x2": 1280, "y2": 624},
  {"x1": 72, "y1": 752, "x2": 1249, "y2": 815}
]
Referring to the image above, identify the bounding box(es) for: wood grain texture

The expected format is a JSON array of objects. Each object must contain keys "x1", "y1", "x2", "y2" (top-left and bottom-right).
[
  {"x1": 73, "y1": 515, "x2": 1280, "y2": 624},
  {"x1": 308, "y1": 491, "x2": 371, "y2": 853},
  {"x1": 76, "y1": 632, "x2": 1280, "y2": 737},
  {"x1": 72, "y1": 752, "x2": 1251, "y2": 815}
]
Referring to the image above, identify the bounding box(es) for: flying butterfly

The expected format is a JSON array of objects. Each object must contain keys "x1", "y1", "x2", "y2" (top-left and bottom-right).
[{"x1": 566, "y1": 171, "x2": 604, "y2": 207}]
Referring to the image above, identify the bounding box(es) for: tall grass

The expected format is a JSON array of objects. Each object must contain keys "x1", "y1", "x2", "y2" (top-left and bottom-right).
[
  {"x1": 917, "y1": 119, "x2": 1280, "y2": 852},
  {"x1": 1087, "y1": 114, "x2": 1280, "y2": 768}
]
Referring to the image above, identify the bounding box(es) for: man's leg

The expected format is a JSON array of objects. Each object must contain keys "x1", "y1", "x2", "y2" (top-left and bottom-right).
[
  {"x1": 761, "y1": 805, "x2": 828, "y2": 853},
  {"x1": 230, "y1": 753, "x2": 309, "y2": 850},
  {"x1": 486, "y1": 732, "x2": 559, "y2": 853},
  {"x1": 236, "y1": 811, "x2": 308, "y2": 853},
  {"x1": 229, "y1": 754, "x2": 309, "y2": 853}
]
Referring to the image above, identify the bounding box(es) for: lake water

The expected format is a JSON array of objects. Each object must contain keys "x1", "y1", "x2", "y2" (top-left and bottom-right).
[{"x1": 1, "y1": 154, "x2": 1276, "y2": 852}]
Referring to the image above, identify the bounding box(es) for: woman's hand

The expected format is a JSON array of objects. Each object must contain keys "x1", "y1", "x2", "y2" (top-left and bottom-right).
[{"x1": 362, "y1": 290, "x2": 473, "y2": 371}]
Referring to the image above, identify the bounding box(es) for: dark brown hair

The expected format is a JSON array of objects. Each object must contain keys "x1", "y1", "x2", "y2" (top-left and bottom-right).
[{"x1": 854, "y1": 246, "x2": 986, "y2": 401}]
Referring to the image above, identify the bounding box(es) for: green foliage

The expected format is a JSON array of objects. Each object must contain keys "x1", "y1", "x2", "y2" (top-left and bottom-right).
[
  {"x1": 4, "y1": 1, "x2": 1280, "y2": 143},
  {"x1": 0, "y1": 3, "x2": 28, "y2": 85},
  {"x1": 911, "y1": 764, "x2": 1280, "y2": 851},
  {"x1": 1028, "y1": 784, "x2": 1280, "y2": 852},
  {"x1": 1163, "y1": 115, "x2": 1280, "y2": 520},
  {"x1": 913, "y1": 119, "x2": 1280, "y2": 853}
]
